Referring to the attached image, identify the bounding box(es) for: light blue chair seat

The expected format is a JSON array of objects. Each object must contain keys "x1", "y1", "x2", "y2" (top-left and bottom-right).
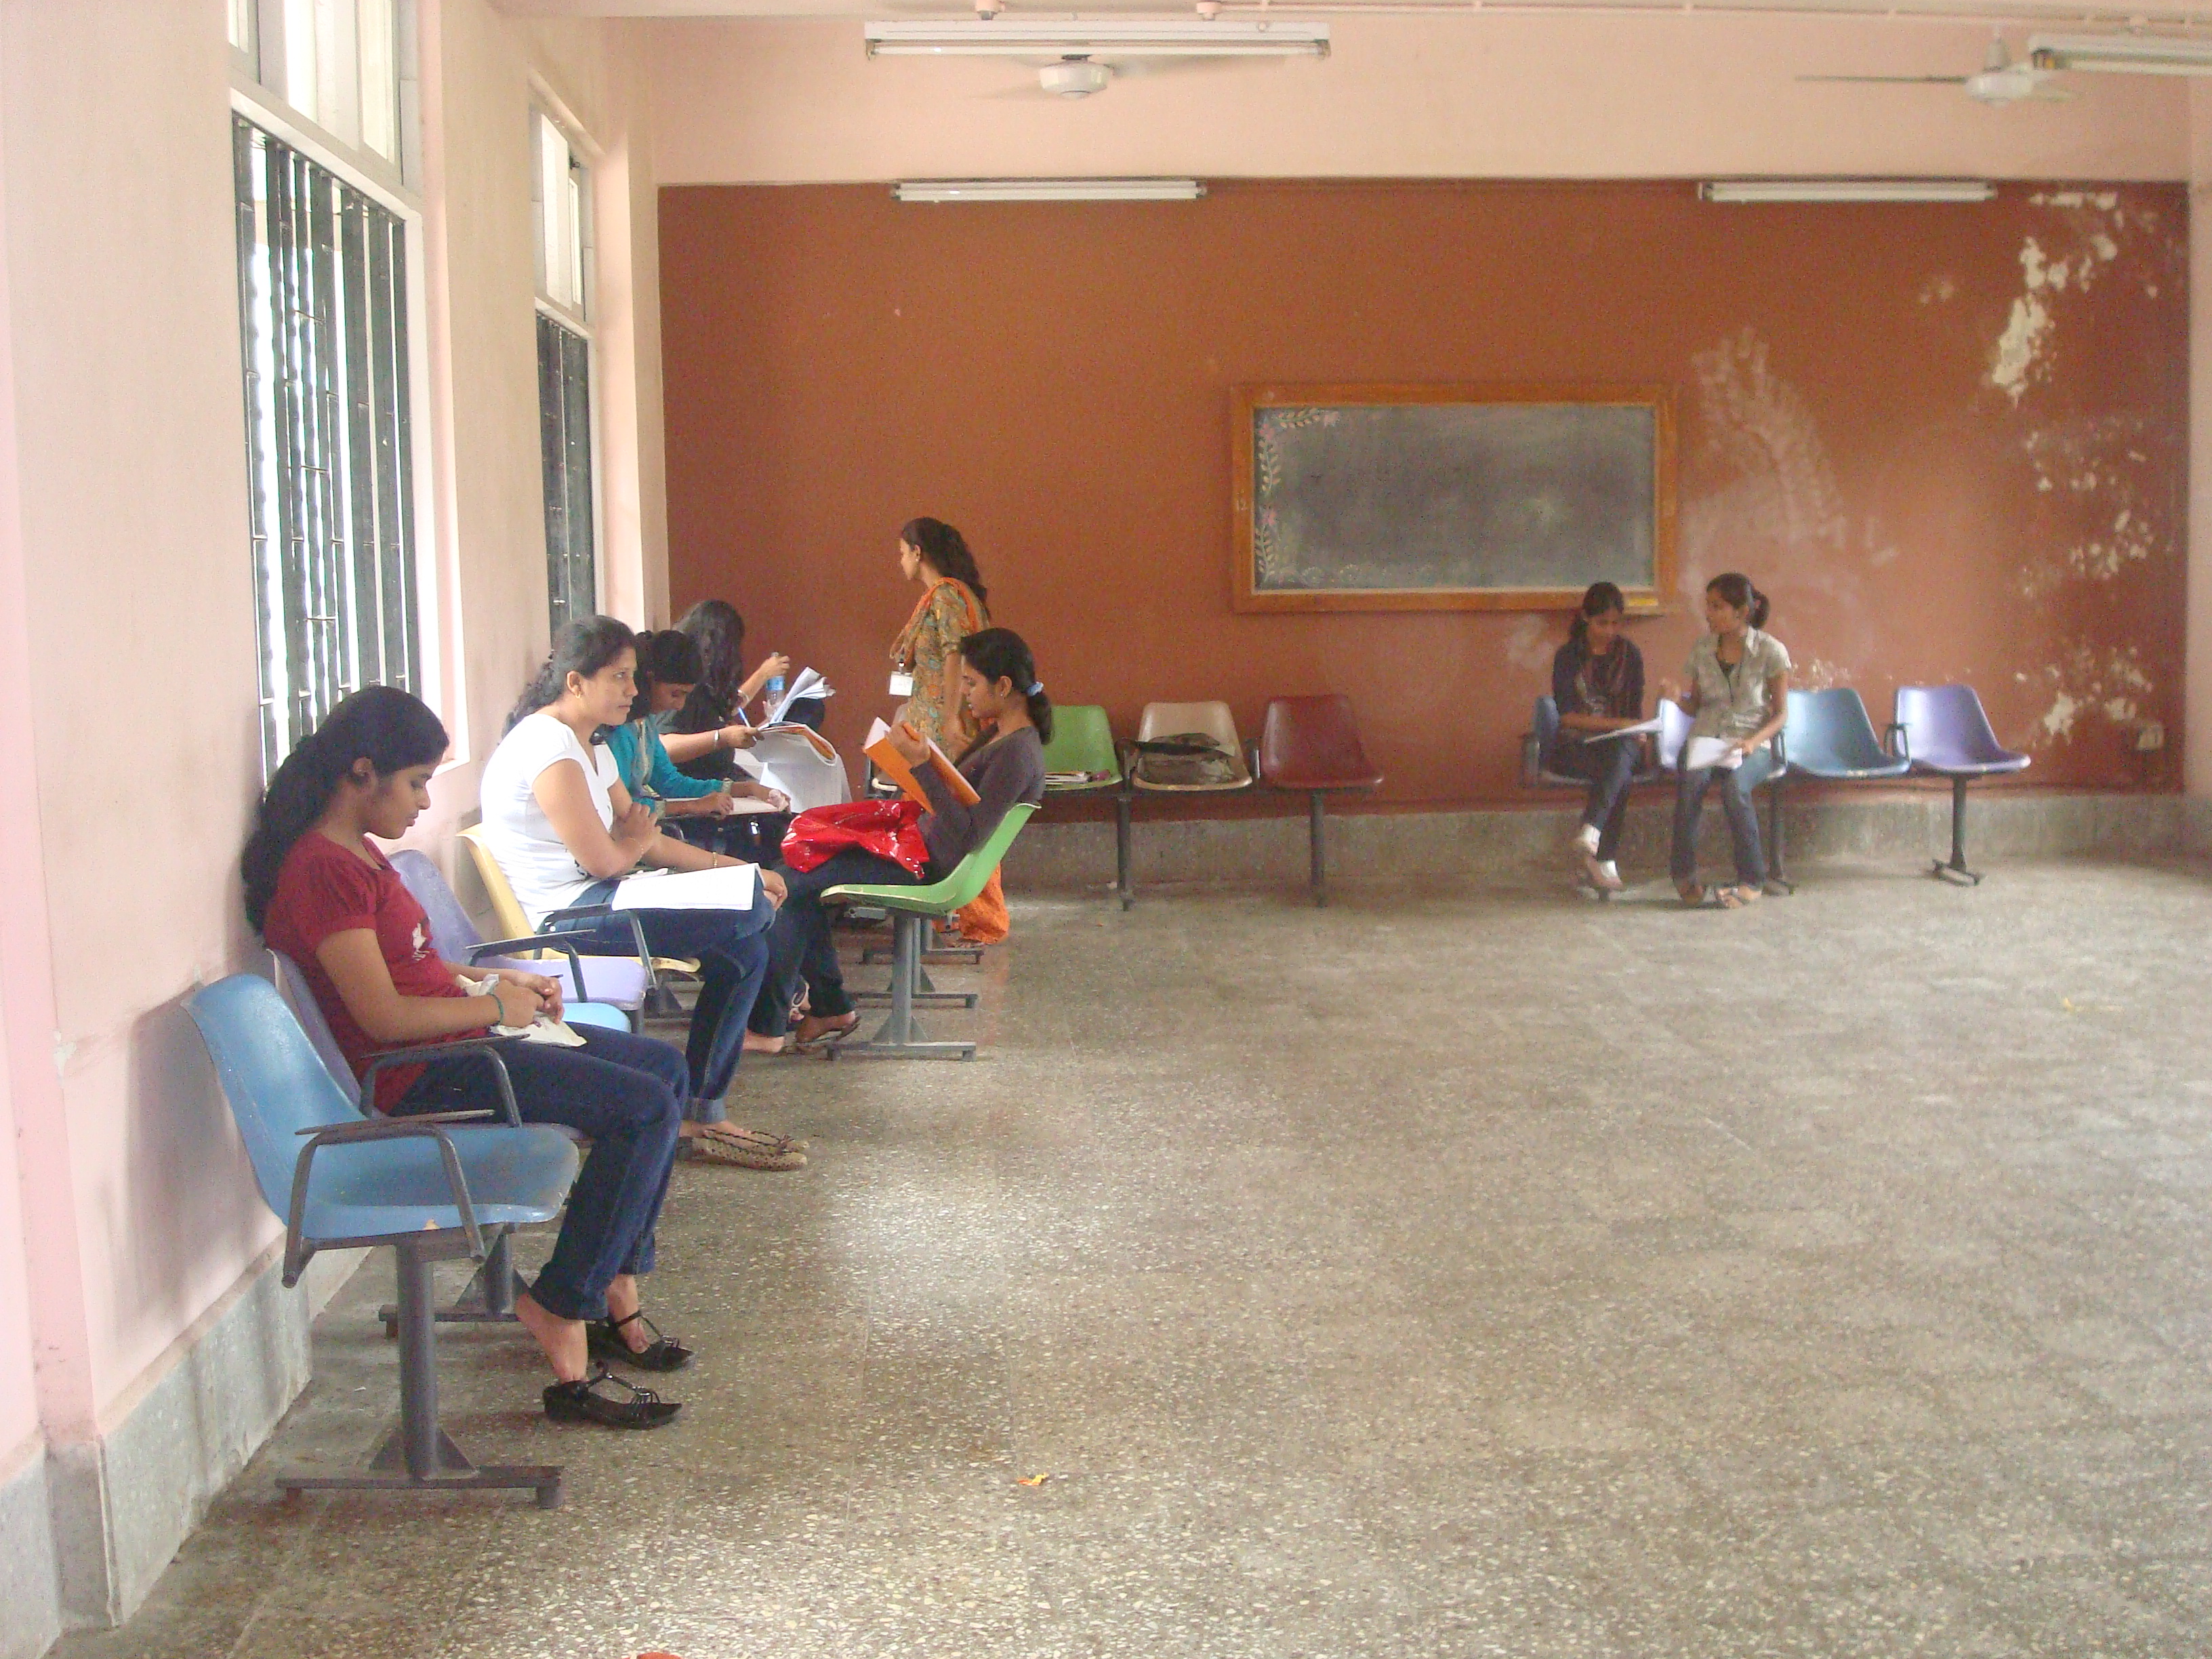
[
  {"x1": 1780, "y1": 687, "x2": 1912, "y2": 781},
  {"x1": 188, "y1": 973, "x2": 576, "y2": 1506}
]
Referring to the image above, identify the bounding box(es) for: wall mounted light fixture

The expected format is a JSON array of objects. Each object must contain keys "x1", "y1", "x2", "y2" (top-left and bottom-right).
[
  {"x1": 1700, "y1": 180, "x2": 1995, "y2": 204},
  {"x1": 893, "y1": 179, "x2": 1207, "y2": 203}
]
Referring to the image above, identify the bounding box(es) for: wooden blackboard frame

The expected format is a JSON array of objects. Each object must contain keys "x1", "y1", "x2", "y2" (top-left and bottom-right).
[{"x1": 1230, "y1": 382, "x2": 1677, "y2": 615}]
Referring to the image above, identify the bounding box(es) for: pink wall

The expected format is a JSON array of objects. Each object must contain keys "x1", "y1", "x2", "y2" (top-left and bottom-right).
[
  {"x1": 644, "y1": 15, "x2": 2186, "y2": 187},
  {"x1": 0, "y1": 0, "x2": 672, "y2": 1477}
]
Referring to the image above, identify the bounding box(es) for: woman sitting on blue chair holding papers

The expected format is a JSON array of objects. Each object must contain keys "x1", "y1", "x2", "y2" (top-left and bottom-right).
[
  {"x1": 478, "y1": 617, "x2": 804, "y2": 1171},
  {"x1": 1549, "y1": 581, "x2": 1646, "y2": 894},
  {"x1": 1666, "y1": 572, "x2": 1793, "y2": 909},
  {"x1": 246, "y1": 687, "x2": 692, "y2": 1429}
]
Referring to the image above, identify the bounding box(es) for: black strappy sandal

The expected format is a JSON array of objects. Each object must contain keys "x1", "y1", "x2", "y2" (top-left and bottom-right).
[
  {"x1": 588, "y1": 1310, "x2": 695, "y2": 1372},
  {"x1": 542, "y1": 1367, "x2": 682, "y2": 1429}
]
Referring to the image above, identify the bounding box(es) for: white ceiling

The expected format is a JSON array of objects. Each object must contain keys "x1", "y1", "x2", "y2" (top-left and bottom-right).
[{"x1": 495, "y1": 0, "x2": 2212, "y2": 22}]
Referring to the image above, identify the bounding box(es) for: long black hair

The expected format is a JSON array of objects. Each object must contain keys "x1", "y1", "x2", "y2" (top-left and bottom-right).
[
  {"x1": 628, "y1": 629, "x2": 706, "y2": 723},
  {"x1": 902, "y1": 517, "x2": 989, "y2": 608},
  {"x1": 241, "y1": 687, "x2": 449, "y2": 932},
  {"x1": 673, "y1": 599, "x2": 745, "y2": 713},
  {"x1": 506, "y1": 615, "x2": 637, "y2": 733},
  {"x1": 959, "y1": 626, "x2": 1051, "y2": 745},
  {"x1": 1568, "y1": 581, "x2": 1626, "y2": 650},
  {"x1": 1706, "y1": 572, "x2": 1771, "y2": 630}
]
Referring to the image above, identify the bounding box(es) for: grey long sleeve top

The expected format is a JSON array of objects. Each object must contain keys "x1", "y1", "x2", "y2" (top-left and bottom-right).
[{"x1": 917, "y1": 726, "x2": 1046, "y2": 872}]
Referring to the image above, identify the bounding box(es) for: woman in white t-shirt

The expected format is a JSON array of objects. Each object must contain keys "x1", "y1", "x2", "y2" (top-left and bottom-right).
[{"x1": 480, "y1": 617, "x2": 802, "y2": 1172}]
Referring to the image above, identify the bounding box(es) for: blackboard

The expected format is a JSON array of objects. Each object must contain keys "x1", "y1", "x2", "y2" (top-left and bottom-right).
[{"x1": 1231, "y1": 384, "x2": 1676, "y2": 613}]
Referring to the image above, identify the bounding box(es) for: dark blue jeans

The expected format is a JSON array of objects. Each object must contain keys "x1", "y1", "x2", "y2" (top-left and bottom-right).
[
  {"x1": 558, "y1": 888, "x2": 773, "y2": 1113},
  {"x1": 1671, "y1": 745, "x2": 1780, "y2": 887},
  {"x1": 394, "y1": 1025, "x2": 684, "y2": 1323},
  {"x1": 757, "y1": 849, "x2": 931, "y2": 1036},
  {"x1": 1551, "y1": 739, "x2": 1639, "y2": 861}
]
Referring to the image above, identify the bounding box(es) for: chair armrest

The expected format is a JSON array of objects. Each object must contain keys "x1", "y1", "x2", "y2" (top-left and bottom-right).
[
  {"x1": 1247, "y1": 739, "x2": 1264, "y2": 786},
  {"x1": 1520, "y1": 731, "x2": 1540, "y2": 790},
  {"x1": 282, "y1": 1117, "x2": 488, "y2": 1286},
  {"x1": 1885, "y1": 722, "x2": 1911, "y2": 764},
  {"x1": 361, "y1": 1038, "x2": 523, "y2": 1126},
  {"x1": 467, "y1": 935, "x2": 586, "y2": 1002},
  {"x1": 294, "y1": 1108, "x2": 498, "y2": 1138},
  {"x1": 541, "y1": 904, "x2": 660, "y2": 995},
  {"x1": 1772, "y1": 730, "x2": 1789, "y2": 771}
]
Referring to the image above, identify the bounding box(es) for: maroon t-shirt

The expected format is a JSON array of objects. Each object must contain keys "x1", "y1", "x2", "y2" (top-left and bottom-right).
[{"x1": 262, "y1": 832, "x2": 485, "y2": 1110}]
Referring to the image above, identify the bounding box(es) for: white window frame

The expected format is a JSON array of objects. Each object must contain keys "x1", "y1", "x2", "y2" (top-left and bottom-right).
[
  {"x1": 237, "y1": 0, "x2": 419, "y2": 200},
  {"x1": 531, "y1": 96, "x2": 605, "y2": 621},
  {"x1": 229, "y1": 73, "x2": 443, "y2": 750}
]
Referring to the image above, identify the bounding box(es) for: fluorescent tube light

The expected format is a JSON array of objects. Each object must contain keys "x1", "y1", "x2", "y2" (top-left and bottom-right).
[
  {"x1": 865, "y1": 19, "x2": 1329, "y2": 58},
  {"x1": 893, "y1": 179, "x2": 1206, "y2": 203},
  {"x1": 2028, "y1": 33, "x2": 2212, "y2": 75},
  {"x1": 1701, "y1": 180, "x2": 1994, "y2": 204}
]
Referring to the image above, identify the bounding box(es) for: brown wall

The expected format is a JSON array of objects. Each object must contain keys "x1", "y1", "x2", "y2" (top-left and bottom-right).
[{"x1": 660, "y1": 180, "x2": 2186, "y2": 807}]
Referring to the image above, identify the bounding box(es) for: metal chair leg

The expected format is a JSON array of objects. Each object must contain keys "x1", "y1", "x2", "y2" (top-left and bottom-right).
[
  {"x1": 380, "y1": 1229, "x2": 518, "y2": 1338},
  {"x1": 831, "y1": 914, "x2": 977, "y2": 1060},
  {"x1": 281, "y1": 1237, "x2": 562, "y2": 1507},
  {"x1": 1932, "y1": 775, "x2": 1983, "y2": 884},
  {"x1": 1116, "y1": 788, "x2": 1134, "y2": 910},
  {"x1": 1309, "y1": 792, "x2": 1328, "y2": 907}
]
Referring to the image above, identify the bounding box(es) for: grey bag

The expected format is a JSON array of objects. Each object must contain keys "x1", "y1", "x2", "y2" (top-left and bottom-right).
[{"x1": 1132, "y1": 732, "x2": 1239, "y2": 787}]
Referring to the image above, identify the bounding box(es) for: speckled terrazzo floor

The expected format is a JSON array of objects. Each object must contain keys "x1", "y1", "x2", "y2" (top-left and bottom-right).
[{"x1": 53, "y1": 857, "x2": 2212, "y2": 1658}]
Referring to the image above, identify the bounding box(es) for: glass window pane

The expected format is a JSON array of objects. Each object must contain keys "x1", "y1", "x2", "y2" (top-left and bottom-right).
[
  {"x1": 358, "y1": 0, "x2": 398, "y2": 162},
  {"x1": 283, "y1": 0, "x2": 319, "y2": 125}
]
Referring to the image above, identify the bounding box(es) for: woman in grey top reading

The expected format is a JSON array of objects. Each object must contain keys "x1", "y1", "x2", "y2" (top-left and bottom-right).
[
  {"x1": 1667, "y1": 572, "x2": 1791, "y2": 908},
  {"x1": 762, "y1": 628, "x2": 1049, "y2": 1047}
]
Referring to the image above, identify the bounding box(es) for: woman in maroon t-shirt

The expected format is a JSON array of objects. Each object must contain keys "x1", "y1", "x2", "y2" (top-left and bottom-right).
[{"x1": 245, "y1": 687, "x2": 691, "y2": 1431}]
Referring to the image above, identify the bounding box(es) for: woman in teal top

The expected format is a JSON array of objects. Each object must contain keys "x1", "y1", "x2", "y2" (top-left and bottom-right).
[{"x1": 608, "y1": 633, "x2": 787, "y2": 848}]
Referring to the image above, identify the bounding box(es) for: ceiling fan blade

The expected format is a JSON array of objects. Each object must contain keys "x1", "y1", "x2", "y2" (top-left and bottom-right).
[
  {"x1": 1106, "y1": 54, "x2": 1273, "y2": 79},
  {"x1": 1798, "y1": 74, "x2": 1970, "y2": 85}
]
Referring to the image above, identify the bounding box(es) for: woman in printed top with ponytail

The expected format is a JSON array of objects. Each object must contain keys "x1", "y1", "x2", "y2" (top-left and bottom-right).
[
  {"x1": 1667, "y1": 572, "x2": 1793, "y2": 909},
  {"x1": 245, "y1": 687, "x2": 693, "y2": 1430},
  {"x1": 762, "y1": 628, "x2": 1049, "y2": 1050}
]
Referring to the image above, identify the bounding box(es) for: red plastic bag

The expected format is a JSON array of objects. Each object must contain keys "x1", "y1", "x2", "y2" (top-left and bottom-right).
[{"x1": 781, "y1": 798, "x2": 930, "y2": 877}]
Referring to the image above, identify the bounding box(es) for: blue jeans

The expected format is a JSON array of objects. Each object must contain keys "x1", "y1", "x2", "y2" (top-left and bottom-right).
[
  {"x1": 558, "y1": 888, "x2": 773, "y2": 1114},
  {"x1": 758, "y1": 849, "x2": 930, "y2": 1036},
  {"x1": 1551, "y1": 739, "x2": 1639, "y2": 861},
  {"x1": 394, "y1": 1025, "x2": 684, "y2": 1323},
  {"x1": 1671, "y1": 745, "x2": 1779, "y2": 887}
]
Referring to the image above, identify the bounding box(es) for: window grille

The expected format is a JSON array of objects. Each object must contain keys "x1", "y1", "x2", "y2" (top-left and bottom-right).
[
  {"x1": 537, "y1": 312, "x2": 596, "y2": 635},
  {"x1": 232, "y1": 114, "x2": 419, "y2": 775}
]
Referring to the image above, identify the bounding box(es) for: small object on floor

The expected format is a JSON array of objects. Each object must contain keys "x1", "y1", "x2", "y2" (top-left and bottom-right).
[
  {"x1": 588, "y1": 1311, "x2": 694, "y2": 1372},
  {"x1": 1713, "y1": 884, "x2": 1760, "y2": 909},
  {"x1": 1017, "y1": 1473, "x2": 1051, "y2": 1487},
  {"x1": 543, "y1": 1368, "x2": 680, "y2": 1429}
]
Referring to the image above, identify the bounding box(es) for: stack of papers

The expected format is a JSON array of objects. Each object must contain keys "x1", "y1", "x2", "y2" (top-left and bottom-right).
[
  {"x1": 766, "y1": 668, "x2": 833, "y2": 726},
  {"x1": 613, "y1": 862, "x2": 760, "y2": 912}
]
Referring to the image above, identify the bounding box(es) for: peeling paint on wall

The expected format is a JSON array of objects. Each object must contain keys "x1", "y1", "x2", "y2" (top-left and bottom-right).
[
  {"x1": 1795, "y1": 657, "x2": 1847, "y2": 692},
  {"x1": 2015, "y1": 414, "x2": 2168, "y2": 600},
  {"x1": 2022, "y1": 644, "x2": 2154, "y2": 747},
  {"x1": 1503, "y1": 614, "x2": 1553, "y2": 674},
  {"x1": 1988, "y1": 198, "x2": 2146, "y2": 406}
]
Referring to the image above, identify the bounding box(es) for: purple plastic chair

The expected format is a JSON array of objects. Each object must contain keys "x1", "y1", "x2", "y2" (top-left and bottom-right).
[{"x1": 1895, "y1": 684, "x2": 2030, "y2": 885}]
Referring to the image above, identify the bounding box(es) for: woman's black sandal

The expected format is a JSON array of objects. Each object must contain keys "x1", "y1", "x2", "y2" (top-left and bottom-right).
[
  {"x1": 543, "y1": 1368, "x2": 682, "y2": 1429},
  {"x1": 588, "y1": 1310, "x2": 695, "y2": 1372}
]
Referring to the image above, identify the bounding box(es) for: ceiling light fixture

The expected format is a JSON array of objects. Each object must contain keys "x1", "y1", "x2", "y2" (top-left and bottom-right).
[
  {"x1": 893, "y1": 179, "x2": 1206, "y2": 203},
  {"x1": 2027, "y1": 33, "x2": 2212, "y2": 75},
  {"x1": 1701, "y1": 179, "x2": 1995, "y2": 204},
  {"x1": 864, "y1": 19, "x2": 1329, "y2": 58}
]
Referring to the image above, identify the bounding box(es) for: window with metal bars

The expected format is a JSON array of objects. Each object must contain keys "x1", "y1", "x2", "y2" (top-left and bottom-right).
[
  {"x1": 537, "y1": 313, "x2": 596, "y2": 635},
  {"x1": 232, "y1": 115, "x2": 420, "y2": 775}
]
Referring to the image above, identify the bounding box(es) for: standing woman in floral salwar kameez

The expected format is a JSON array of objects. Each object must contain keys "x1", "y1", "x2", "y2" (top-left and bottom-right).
[
  {"x1": 887, "y1": 518, "x2": 1008, "y2": 943},
  {"x1": 890, "y1": 518, "x2": 990, "y2": 754}
]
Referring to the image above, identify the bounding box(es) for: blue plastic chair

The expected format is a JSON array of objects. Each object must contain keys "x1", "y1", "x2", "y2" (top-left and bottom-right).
[
  {"x1": 1521, "y1": 695, "x2": 1666, "y2": 789},
  {"x1": 390, "y1": 850, "x2": 646, "y2": 1027},
  {"x1": 1896, "y1": 683, "x2": 2032, "y2": 884},
  {"x1": 188, "y1": 974, "x2": 577, "y2": 1506},
  {"x1": 1780, "y1": 688, "x2": 1912, "y2": 782},
  {"x1": 271, "y1": 950, "x2": 626, "y2": 1337}
]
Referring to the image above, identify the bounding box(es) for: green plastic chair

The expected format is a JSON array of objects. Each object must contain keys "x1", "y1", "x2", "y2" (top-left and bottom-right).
[
  {"x1": 1038, "y1": 705, "x2": 1127, "y2": 900},
  {"x1": 823, "y1": 802, "x2": 1038, "y2": 1060}
]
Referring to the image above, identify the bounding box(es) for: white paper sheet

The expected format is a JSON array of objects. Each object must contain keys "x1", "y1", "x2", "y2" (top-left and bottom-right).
[
  {"x1": 611, "y1": 861, "x2": 760, "y2": 912},
  {"x1": 1683, "y1": 736, "x2": 1746, "y2": 771}
]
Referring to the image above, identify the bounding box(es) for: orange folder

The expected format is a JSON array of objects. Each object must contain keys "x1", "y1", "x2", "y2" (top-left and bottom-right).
[{"x1": 865, "y1": 719, "x2": 981, "y2": 810}]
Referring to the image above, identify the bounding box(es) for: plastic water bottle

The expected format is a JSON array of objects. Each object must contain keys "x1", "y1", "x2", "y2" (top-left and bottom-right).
[{"x1": 764, "y1": 671, "x2": 784, "y2": 718}]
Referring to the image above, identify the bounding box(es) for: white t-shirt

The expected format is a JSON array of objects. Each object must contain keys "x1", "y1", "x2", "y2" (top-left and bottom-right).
[{"x1": 478, "y1": 712, "x2": 620, "y2": 926}]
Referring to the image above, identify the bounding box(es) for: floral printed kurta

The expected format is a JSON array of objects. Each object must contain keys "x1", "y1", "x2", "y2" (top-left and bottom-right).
[{"x1": 891, "y1": 577, "x2": 987, "y2": 752}]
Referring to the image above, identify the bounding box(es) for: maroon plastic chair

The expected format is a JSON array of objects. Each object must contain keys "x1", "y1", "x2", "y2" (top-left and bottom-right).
[{"x1": 1256, "y1": 696, "x2": 1383, "y2": 906}]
